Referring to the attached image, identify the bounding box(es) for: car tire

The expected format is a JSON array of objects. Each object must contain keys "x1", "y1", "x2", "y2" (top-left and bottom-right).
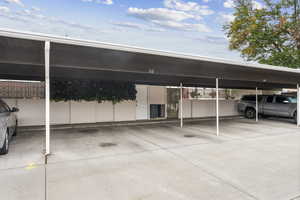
[
  {"x1": 245, "y1": 108, "x2": 256, "y2": 119},
  {"x1": 0, "y1": 131, "x2": 9, "y2": 155},
  {"x1": 294, "y1": 112, "x2": 297, "y2": 124},
  {"x1": 13, "y1": 120, "x2": 17, "y2": 137}
]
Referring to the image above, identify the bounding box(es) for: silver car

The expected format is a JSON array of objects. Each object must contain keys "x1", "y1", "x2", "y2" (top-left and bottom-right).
[{"x1": 0, "y1": 99, "x2": 18, "y2": 155}]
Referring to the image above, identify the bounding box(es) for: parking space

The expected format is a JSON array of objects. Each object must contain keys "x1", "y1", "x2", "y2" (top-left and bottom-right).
[
  {"x1": 0, "y1": 132, "x2": 44, "y2": 170},
  {"x1": 0, "y1": 118, "x2": 299, "y2": 200}
]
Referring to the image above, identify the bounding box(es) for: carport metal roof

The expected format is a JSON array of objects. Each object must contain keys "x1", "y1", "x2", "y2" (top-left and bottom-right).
[
  {"x1": 0, "y1": 29, "x2": 300, "y2": 89},
  {"x1": 1, "y1": 29, "x2": 299, "y2": 156}
]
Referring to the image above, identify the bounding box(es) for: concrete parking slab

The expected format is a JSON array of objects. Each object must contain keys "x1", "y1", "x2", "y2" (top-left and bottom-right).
[
  {"x1": 0, "y1": 132, "x2": 44, "y2": 170},
  {"x1": 48, "y1": 126, "x2": 160, "y2": 163},
  {"x1": 45, "y1": 118, "x2": 300, "y2": 200},
  {"x1": 1, "y1": 118, "x2": 299, "y2": 200},
  {"x1": 170, "y1": 132, "x2": 300, "y2": 200},
  {"x1": 0, "y1": 165, "x2": 45, "y2": 200},
  {"x1": 46, "y1": 150, "x2": 254, "y2": 200}
]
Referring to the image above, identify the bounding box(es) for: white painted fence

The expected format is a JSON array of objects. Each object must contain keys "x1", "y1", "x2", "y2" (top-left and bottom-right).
[
  {"x1": 180, "y1": 99, "x2": 239, "y2": 119},
  {"x1": 3, "y1": 85, "x2": 239, "y2": 127},
  {"x1": 4, "y1": 99, "x2": 137, "y2": 126}
]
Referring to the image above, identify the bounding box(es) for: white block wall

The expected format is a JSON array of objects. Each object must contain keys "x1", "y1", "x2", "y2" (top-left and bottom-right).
[
  {"x1": 4, "y1": 98, "x2": 136, "y2": 126},
  {"x1": 180, "y1": 99, "x2": 239, "y2": 118},
  {"x1": 95, "y1": 101, "x2": 114, "y2": 122},
  {"x1": 114, "y1": 101, "x2": 136, "y2": 121},
  {"x1": 3, "y1": 86, "x2": 239, "y2": 126}
]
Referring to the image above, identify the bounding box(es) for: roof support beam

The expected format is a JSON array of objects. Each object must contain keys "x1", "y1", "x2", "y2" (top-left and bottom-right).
[
  {"x1": 216, "y1": 78, "x2": 219, "y2": 136},
  {"x1": 256, "y1": 87, "x2": 258, "y2": 122},
  {"x1": 180, "y1": 82, "x2": 183, "y2": 128},
  {"x1": 297, "y1": 84, "x2": 300, "y2": 127},
  {"x1": 45, "y1": 41, "x2": 50, "y2": 156}
]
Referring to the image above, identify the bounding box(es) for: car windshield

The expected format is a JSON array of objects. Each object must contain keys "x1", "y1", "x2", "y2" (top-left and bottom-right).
[{"x1": 287, "y1": 97, "x2": 297, "y2": 103}]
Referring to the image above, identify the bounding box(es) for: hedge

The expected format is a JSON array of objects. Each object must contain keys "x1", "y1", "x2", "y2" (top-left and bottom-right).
[{"x1": 50, "y1": 79, "x2": 137, "y2": 103}]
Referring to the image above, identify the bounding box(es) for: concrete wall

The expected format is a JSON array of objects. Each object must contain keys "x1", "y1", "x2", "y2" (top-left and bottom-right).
[
  {"x1": 149, "y1": 86, "x2": 167, "y2": 105},
  {"x1": 180, "y1": 99, "x2": 239, "y2": 119},
  {"x1": 4, "y1": 99, "x2": 136, "y2": 126},
  {"x1": 3, "y1": 85, "x2": 239, "y2": 126}
]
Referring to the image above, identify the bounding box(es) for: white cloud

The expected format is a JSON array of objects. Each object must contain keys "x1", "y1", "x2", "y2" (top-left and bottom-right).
[
  {"x1": 164, "y1": 0, "x2": 214, "y2": 15},
  {"x1": 0, "y1": 6, "x2": 10, "y2": 13},
  {"x1": 112, "y1": 22, "x2": 144, "y2": 30},
  {"x1": 128, "y1": 7, "x2": 197, "y2": 22},
  {"x1": 31, "y1": 6, "x2": 41, "y2": 12},
  {"x1": 202, "y1": 0, "x2": 210, "y2": 2},
  {"x1": 195, "y1": 35, "x2": 227, "y2": 44},
  {"x1": 81, "y1": 0, "x2": 113, "y2": 5},
  {"x1": 223, "y1": 0, "x2": 234, "y2": 8},
  {"x1": 253, "y1": 1, "x2": 264, "y2": 9},
  {"x1": 112, "y1": 21, "x2": 166, "y2": 32},
  {"x1": 4, "y1": 0, "x2": 23, "y2": 6},
  {"x1": 152, "y1": 20, "x2": 211, "y2": 32},
  {"x1": 127, "y1": 3, "x2": 213, "y2": 33},
  {"x1": 219, "y1": 13, "x2": 235, "y2": 23},
  {"x1": 101, "y1": 0, "x2": 113, "y2": 5}
]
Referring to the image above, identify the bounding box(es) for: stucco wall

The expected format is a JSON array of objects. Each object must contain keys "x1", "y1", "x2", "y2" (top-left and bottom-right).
[
  {"x1": 180, "y1": 99, "x2": 239, "y2": 118},
  {"x1": 4, "y1": 99, "x2": 136, "y2": 126},
  {"x1": 3, "y1": 85, "x2": 239, "y2": 126}
]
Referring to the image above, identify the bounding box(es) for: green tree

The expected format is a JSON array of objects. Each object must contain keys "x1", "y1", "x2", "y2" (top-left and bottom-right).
[{"x1": 224, "y1": 0, "x2": 300, "y2": 68}]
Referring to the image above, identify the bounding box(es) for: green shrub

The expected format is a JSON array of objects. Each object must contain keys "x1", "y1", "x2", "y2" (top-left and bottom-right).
[{"x1": 50, "y1": 79, "x2": 137, "y2": 103}]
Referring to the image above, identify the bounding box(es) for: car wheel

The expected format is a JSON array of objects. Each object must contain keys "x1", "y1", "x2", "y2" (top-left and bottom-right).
[
  {"x1": 245, "y1": 108, "x2": 256, "y2": 119},
  {"x1": 294, "y1": 112, "x2": 297, "y2": 124},
  {"x1": 0, "y1": 131, "x2": 9, "y2": 155},
  {"x1": 13, "y1": 120, "x2": 17, "y2": 137}
]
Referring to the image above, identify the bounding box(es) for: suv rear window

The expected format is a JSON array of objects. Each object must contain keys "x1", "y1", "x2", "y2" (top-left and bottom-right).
[
  {"x1": 275, "y1": 96, "x2": 289, "y2": 104},
  {"x1": 241, "y1": 95, "x2": 262, "y2": 102}
]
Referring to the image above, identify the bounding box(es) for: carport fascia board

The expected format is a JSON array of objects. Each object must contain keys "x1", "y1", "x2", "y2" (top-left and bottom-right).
[
  {"x1": 0, "y1": 28, "x2": 299, "y2": 74},
  {"x1": 1, "y1": 28, "x2": 300, "y2": 88}
]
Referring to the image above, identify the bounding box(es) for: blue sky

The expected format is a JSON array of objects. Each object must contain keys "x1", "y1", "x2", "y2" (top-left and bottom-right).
[{"x1": 0, "y1": 0, "x2": 264, "y2": 61}]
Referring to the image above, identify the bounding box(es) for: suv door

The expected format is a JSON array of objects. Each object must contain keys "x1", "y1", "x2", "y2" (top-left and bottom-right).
[
  {"x1": 262, "y1": 96, "x2": 275, "y2": 116},
  {"x1": 273, "y1": 96, "x2": 293, "y2": 117}
]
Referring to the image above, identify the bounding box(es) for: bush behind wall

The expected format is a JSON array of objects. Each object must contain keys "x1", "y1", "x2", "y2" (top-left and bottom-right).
[{"x1": 50, "y1": 80, "x2": 137, "y2": 104}]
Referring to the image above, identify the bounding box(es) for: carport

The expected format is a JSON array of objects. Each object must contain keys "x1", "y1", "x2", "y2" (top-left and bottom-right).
[{"x1": 0, "y1": 29, "x2": 299, "y2": 157}]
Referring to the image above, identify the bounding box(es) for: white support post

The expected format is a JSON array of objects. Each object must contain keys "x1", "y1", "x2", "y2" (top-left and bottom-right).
[
  {"x1": 180, "y1": 82, "x2": 183, "y2": 128},
  {"x1": 45, "y1": 41, "x2": 51, "y2": 155},
  {"x1": 297, "y1": 84, "x2": 300, "y2": 127},
  {"x1": 216, "y1": 78, "x2": 219, "y2": 136},
  {"x1": 256, "y1": 87, "x2": 258, "y2": 122}
]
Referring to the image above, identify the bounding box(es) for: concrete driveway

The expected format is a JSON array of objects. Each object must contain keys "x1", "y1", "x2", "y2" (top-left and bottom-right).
[{"x1": 0, "y1": 118, "x2": 299, "y2": 200}]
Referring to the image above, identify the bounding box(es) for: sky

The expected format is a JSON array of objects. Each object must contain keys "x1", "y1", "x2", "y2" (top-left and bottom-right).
[{"x1": 0, "y1": 0, "x2": 264, "y2": 61}]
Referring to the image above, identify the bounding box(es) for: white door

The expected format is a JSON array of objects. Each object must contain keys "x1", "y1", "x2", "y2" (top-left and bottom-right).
[{"x1": 135, "y1": 85, "x2": 148, "y2": 120}]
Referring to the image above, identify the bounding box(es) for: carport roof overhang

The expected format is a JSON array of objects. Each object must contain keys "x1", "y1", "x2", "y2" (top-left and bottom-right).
[{"x1": 0, "y1": 29, "x2": 300, "y2": 89}]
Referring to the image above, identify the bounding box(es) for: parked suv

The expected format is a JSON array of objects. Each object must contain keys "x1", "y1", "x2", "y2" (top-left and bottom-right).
[
  {"x1": 238, "y1": 95, "x2": 297, "y2": 123},
  {"x1": 0, "y1": 99, "x2": 18, "y2": 155}
]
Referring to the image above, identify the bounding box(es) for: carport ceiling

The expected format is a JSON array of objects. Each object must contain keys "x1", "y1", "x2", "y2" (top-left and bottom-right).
[{"x1": 0, "y1": 29, "x2": 300, "y2": 89}]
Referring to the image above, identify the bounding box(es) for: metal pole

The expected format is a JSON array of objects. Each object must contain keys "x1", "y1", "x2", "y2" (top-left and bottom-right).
[
  {"x1": 216, "y1": 78, "x2": 219, "y2": 136},
  {"x1": 180, "y1": 82, "x2": 183, "y2": 128},
  {"x1": 256, "y1": 87, "x2": 258, "y2": 122},
  {"x1": 297, "y1": 84, "x2": 300, "y2": 127},
  {"x1": 45, "y1": 41, "x2": 50, "y2": 155}
]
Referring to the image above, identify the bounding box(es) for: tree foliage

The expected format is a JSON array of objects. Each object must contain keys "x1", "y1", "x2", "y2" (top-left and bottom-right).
[
  {"x1": 224, "y1": 0, "x2": 300, "y2": 68},
  {"x1": 50, "y1": 80, "x2": 137, "y2": 103}
]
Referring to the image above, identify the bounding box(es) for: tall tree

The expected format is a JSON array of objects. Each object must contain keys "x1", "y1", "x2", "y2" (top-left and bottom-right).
[{"x1": 224, "y1": 0, "x2": 300, "y2": 68}]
